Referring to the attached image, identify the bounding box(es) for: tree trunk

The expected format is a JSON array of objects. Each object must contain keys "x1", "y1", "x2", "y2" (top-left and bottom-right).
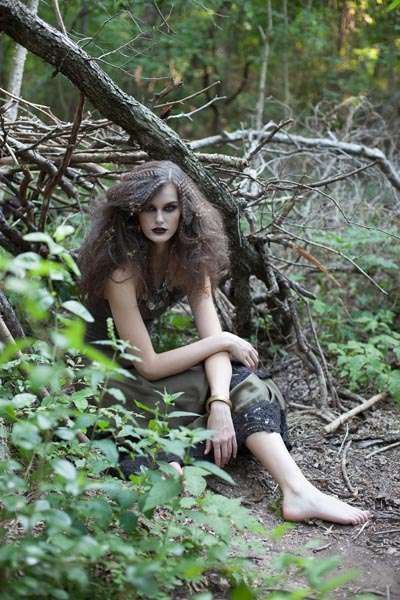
[
  {"x1": 282, "y1": 0, "x2": 290, "y2": 108},
  {"x1": 3, "y1": 0, "x2": 39, "y2": 121},
  {"x1": 0, "y1": 0, "x2": 334, "y2": 403},
  {"x1": 0, "y1": 0, "x2": 266, "y2": 336},
  {"x1": 0, "y1": 288, "x2": 25, "y2": 339},
  {"x1": 255, "y1": 0, "x2": 272, "y2": 129}
]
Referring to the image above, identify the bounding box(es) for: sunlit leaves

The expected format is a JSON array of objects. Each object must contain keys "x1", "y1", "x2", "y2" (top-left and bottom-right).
[
  {"x1": 61, "y1": 300, "x2": 94, "y2": 322},
  {"x1": 142, "y1": 474, "x2": 182, "y2": 512}
]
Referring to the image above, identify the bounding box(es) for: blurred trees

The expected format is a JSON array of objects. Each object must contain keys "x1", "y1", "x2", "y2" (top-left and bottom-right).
[{"x1": 1, "y1": 0, "x2": 398, "y2": 134}]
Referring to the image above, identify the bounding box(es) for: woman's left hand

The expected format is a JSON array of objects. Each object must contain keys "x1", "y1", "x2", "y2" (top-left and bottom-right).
[{"x1": 205, "y1": 402, "x2": 237, "y2": 468}]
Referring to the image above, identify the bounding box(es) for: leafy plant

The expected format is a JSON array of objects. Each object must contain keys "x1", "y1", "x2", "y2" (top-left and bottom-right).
[
  {"x1": 0, "y1": 241, "x2": 365, "y2": 598},
  {"x1": 328, "y1": 311, "x2": 400, "y2": 400}
]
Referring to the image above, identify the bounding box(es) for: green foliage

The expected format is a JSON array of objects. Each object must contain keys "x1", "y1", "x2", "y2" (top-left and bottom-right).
[
  {"x1": 388, "y1": 0, "x2": 400, "y2": 10},
  {"x1": 0, "y1": 245, "x2": 360, "y2": 598},
  {"x1": 328, "y1": 310, "x2": 400, "y2": 400},
  {"x1": 307, "y1": 221, "x2": 400, "y2": 401},
  {"x1": 0, "y1": 248, "x2": 263, "y2": 598},
  {"x1": 2, "y1": 1, "x2": 398, "y2": 131},
  {"x1": 152, "y1": 312, "x2": 197, "y2": 352},
  {"x1": 265, "y1": 552, "x2": 360, "y2": 599}
]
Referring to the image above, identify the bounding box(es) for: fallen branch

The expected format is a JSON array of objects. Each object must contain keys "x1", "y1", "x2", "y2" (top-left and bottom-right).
[
  {"x1": 366, "y1": 440, "x2": 400, "y2": 459},
  {"x1": 0, "y1": 0, "x2": 332, "y2": 405},
  {"x1": 340, "y1": 439, "x2": 358, "y2": 497},
  {"x1": 324, "y1": 392, "x2": 388, "y2": 434},
  {"x1": 191, "y1": 126, "x2": 400, "y2": 196},
  {"x1": 0, "y1": 148, "x2": 248, "y2": 169}
]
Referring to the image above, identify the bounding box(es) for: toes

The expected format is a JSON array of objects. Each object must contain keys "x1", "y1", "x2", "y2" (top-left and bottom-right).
[
  {"x1": 354, "y1": 514, "x2": 365, "y2": 525},
  {"x1": 351, "y1": 509, "x2": 370, "y2": 525}
]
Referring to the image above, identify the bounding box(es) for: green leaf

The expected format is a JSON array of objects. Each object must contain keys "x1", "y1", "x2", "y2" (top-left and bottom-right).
[
  {"x1": 107, "y1": 387, "x2": 126, "y2": 402},
  {"x1": 142, "y1": 476, "x2": 182, "y2": 512},
  {"x1": 91, "y1": 439, "x2": 119, "y2": 464},
  {"x1": 62, "y1": 300, "x2": 94, "y2": 322},
  {"x1": 46, "y1": 509, "x2": 72, "y2": 529},
  {"x1": 269, "y1": 521, "x2": 295, "y2": 540},
  {"x1": 159, "y1": 438, "x2": 186, "y2": 459},
  {"x1": 388, "y1": 370, "x2": 400, "y2": 401},
  {"x1": 80, "y1": 498, "x2": 113, "y2": 527},
  {"x1": 53, "y1": 459, "x2": 77, "y2": 481},
  {"x1": 318, "y1": 569, "x2": 358, "y2": 595},
  {"x1": 184, "y1": 466, "x2": 207, "y2": 497},
  {"x1": 23, "y1": 232, "x2": 64, "y2": 256},
  {"x1": 388, "y1": 0, "x2": 400, "y2": 10},
  {"x1": 11, "y1": 422, "x2": 41, "y2": 450},
  {"x1": 12, "y1": 393, "x2": 37, "y2": 408},
  {"x1": 0, "y1": 337, "x2": 33, "y2": 367},
  {"x1": 54, "y1": 224, "x2": 75, "y2": 242},
  {"x1": 60, "y1": 252, "x2": 81, "y2": 277},
  {"x1": 114, "y1": 487, "x2": 136, "y2": 509},
  {"x1": 119, "y1": 511, "x2": 138, "y2": 533},
  {"x1": 167, "y1": 410, "x2": 200, "y2": 418},
  {"x1": 70, "y1": 387, "x2": 94, "y2": 411},
  {"x1": 231, "y1": 583, "x2": 256, "y2": 600},
  {"x1": 192, "y1": 460, "x2": 236, "y2": 485}
]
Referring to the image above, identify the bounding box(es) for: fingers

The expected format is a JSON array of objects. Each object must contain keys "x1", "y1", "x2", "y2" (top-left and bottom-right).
[
  {"x1": 221, "y1": 439, "x2": 231, "y2": 467},
  {"x1": 250, "y1": 348, "x2": 259, "y2": 366},
  {"x1": 213, "y1": 442, "x2": 222, "y2": 467},
  {"x1": 242, "y1": 352, "x2": 258, "y2": 371},
  {"x1": 242, "y1": 342, "x2": 259, "y2": 371},
  {"x1": 204, "y1": 439, "x2": 211, "y2": 455},
  {"x1": 232, "y1": 436, "x2": 238, "y2": 459},
  {"x1": 242, "y1": 357, "x2": 254, "y2": 370},
  {"x1": 212, "y1": 438, "x2": 237, "y2": 467}
]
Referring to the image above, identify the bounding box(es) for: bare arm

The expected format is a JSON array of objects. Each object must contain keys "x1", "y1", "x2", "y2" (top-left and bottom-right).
[
  {"x1": 189, "y1": 278, "x2": 260, "y2": 467},
  {"x1": 189, "y1": 278, "x2": 237, "y2": 467},
  {"x1": 188, "y1": 279, "x2": 232, "y2": 400},
  {"x1": 104, "y1": 267, "x2": 230, "y2": 381},
  {"x1": 189, "y1": 277, "x2": 259, "y2": 396}
]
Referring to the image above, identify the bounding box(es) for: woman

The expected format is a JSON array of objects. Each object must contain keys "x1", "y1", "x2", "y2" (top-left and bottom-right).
[{"x1": 78, "y1": 160, "x2": 370, "y2": 525}]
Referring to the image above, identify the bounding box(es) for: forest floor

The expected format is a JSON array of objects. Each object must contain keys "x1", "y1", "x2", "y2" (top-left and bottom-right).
[{"x1": 203, "y1": 357, "x2": 400, "y2": 599}]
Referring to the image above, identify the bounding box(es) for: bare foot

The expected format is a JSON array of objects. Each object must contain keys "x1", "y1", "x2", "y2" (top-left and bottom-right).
[
  {"x1": 169, "y1": 461, "x2": 183, "y2": 476},
  {"x1": 282, "y1": 483, "x2": 372, "y2": 525}
]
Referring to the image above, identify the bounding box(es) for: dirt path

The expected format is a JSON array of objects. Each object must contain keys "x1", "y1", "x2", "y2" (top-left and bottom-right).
[{"x1": 209, "y1": 364, "x2": 400, "y2": 598}]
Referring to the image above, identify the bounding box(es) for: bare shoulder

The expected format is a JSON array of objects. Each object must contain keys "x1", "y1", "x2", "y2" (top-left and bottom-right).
[
  {"x1": 110, "y1": 263, "x2": 136, "y2": 283},
  {"x1": 104, "y1": 264, "x2": 137, "y2": 300}
]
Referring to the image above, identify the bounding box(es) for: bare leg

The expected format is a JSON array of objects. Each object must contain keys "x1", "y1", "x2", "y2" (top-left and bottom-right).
[{"x1": 246, "y1": 432, "x2": 372, "y2": 525}]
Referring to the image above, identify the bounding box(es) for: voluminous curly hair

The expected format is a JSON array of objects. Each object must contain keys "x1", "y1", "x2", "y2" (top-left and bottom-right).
[{"x1": 77, "y1": 160, "x2": 230, "y2": 307}]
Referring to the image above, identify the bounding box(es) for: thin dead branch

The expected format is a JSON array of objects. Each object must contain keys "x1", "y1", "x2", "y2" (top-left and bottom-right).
[{"x1": 325, "y1": 392, "x2": 388, "y2": 433}]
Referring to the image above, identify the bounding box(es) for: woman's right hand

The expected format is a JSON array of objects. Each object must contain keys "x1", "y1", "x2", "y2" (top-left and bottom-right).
[{"x1": 220, "y1": 332, "x2": 259, "y2": 371}]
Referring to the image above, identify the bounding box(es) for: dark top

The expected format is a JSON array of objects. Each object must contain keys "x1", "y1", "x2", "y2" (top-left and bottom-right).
[{"x1": 84, "y1": 280, "x2": 185, "y2": 345}]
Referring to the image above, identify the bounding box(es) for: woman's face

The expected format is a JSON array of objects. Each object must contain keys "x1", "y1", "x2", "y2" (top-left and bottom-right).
[{"x1": 138, "y1": 183, "x2": 181, "y2": 247}]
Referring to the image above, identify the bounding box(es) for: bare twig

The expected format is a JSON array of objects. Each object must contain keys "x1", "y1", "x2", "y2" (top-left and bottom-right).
[
  {"x1": 341, "y1": 440, "x2": 358, "y2": 496},
  {"x1": 192, "y1": 127, "x2": 400, "y2": 195},
  {"x1": 366, "y1": 440, "x2": 400, "y2": 458},
  {"x1": 324, "y1": 392, "x2": 388, "y2": 434},
  {"x1": 39, "y1": 93, "x2": 85, "y2": 229},
  {"x1": 306, "y1": 301, "x2": 341, "y2": 408},
  {"x1": 166, "y1": 95, "x2": 227, "y2": 121},
  {"x1": 154, "y1": 81, "x2": 221, "y2": 109},
  {"x1": 353, "y1": 520, "x2": 369, "y2": 540}
]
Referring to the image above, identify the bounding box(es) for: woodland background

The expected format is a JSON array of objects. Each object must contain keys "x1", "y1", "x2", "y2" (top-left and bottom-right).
[{"x1": 0, "y1": 1, "x2": 400, "y2": 599}]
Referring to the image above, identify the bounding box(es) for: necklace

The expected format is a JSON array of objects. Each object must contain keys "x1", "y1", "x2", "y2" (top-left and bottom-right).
[
  {"x1": 145, "y1": 246, "x2": 175, "y2": 312},
  {"x1": 146, "y1": 278, "x2": 170, "y2": 312}
]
